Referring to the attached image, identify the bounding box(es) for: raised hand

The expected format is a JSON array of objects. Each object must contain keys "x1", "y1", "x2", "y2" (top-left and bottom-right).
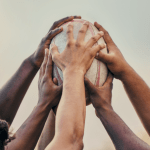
[
  {"x1": 85, "y1": 73, "x2": 113, "y2": 113},
  {"x1": 50, "y1": 21, "x2": 105, "y2": 75},
  {"x1": 94, "y1": 22, "x2": 150, "y2": 136},
  {"x1": 85, "y1": 72, "x2": 150, "y2": 150},
  {"x1": 94, "y1": 22, "x2": 130, "y2": 80},
  {"x1": 31, "y1": 16, "x2": 81, "y2": 69},
  {"x1": 38, "y1": 48, "x2": 62, "y2": 107}
]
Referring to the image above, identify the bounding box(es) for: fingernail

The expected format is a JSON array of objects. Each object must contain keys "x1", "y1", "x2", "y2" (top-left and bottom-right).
[
  {"x1": 74, "y1": 15, "x2": 81, "y2": 19},
  {"x1": 45, "y1": 49, "x2": 47, "y2": 55},
  {"x1": 69, "y1": 16, "x2": 73, "y2": 19},
  {"x1": 68, "y1": 22, "x2": 72, "y2": 26},
  {"x1": 101, "y1": 43, "x2": 106, "y2": 49},
  {"x1": 59, "y1": 27, "x2": 63, "y2": 30},
  {"x1": 96, "y1": 52, "x2": 99, "y2": 57},
  {"x1": 83, "y1": 21, "x2": 89, "y2": 26},
  {"x1": 98, "y1": 31, "x2": 104, "y2": 36}
]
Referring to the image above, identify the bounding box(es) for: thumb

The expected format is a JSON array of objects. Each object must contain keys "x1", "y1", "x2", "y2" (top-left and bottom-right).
[
  {"x1": 103, "y1": 72, "x2": 114, "y2": 88},
  {"x1": 53, "y1": 77, "x2": 58, "y2": 85},
  {"x1": 84, "y1": 77, "x2": 97, "y2": 94},
  {"x1": 50, "y1": 43, "x2": 60, "y2": 61},
  {"x1": 95, "y1": 50, "x2": 111, "y2": 64}
]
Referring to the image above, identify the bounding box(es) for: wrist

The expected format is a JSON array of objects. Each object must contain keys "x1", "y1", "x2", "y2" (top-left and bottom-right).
[
  {"x1": 119, "y1": 64, "x2": 133, "y2": 81},
  {"x1": 37, "y1": 98, "x2": 53, "y2": 110},
  {"x1": 27, "y1": 53, "x2": 41, "y2": 70},
  {"x1": 63, "y1": 67, "x2": 85, "y2": 77},
  {"x1": 95, "y1": 104, "x2": 113, "y2": 118}
]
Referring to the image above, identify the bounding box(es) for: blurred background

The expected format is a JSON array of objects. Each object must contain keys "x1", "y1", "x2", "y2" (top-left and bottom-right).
[{"x1": 0, "y1": 0, "x2": 150, "y2": 149}]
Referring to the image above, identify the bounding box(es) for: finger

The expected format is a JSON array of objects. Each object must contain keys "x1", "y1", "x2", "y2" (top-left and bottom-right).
[
  {"x1": 66, "y1": 22, "x2": 74, "y2": 42},
  {"x1": 50, "y1": 43, "x2": 62, "y2": 69},
  {"x1": 39, "y1": 49, "x2": 47, "y2": 78},
  {"x1": 50, "y1": 43, "x2": 60, "y2": 59},
  {"x1": 45, "y1": 52, "x2": 53, "y2": 79},
  {"x1": 76, "y1": 21, "x2": 89, "y2": 43},
  {"x1": 86, "y1": 31, "x2": 104, "y2": 48},
  {"x1": 45, "y1": 27, "x2": 63, "y2": 43},
  {"x1": 103, "y1": 72, "x2": 114, "y2": 88},
  {"x1": 50, "y1": 16, "x2": 81, "y2": 30},
  {"x1": 84, "y1": 77, "x2": 97, "y2": 94},
  {"x1": 94, "y1": 22, "x2": 114, "y2": 45},
  {"x1": 40, "y1": 48, "x2": 49, "y2": 77},
  {"x1": 95, "y1": 50, "x2": 111, "y2": 63},
  {"x1": 73, "y1": 16, "x2": 81, "y2": 19},
  {"x1": 91, "y1": 44, "x2": 106, "y2": 57},
  {"x1": 53, "y1": 77, "x2": 58, "y2": 85}
]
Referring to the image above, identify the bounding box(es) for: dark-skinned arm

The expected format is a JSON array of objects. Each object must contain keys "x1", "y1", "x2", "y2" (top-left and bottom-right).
[
  {"x1": 85, "y1": 73, "x2": 150, "y2": 150},
  {"x1": 6, "y1": 49, "x2": 62, "y2": 150},
  {"x1": 95, "y1": 22, "x2": 150, "y2": 135},
  {"x1": 0, "y1": 16, "x2": 81, "y2": 126}
]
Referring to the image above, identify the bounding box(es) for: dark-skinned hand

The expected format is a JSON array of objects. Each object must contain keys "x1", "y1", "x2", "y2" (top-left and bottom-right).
[{"x1": 30, "y1": 16, "x2": 81, "y2": 69}]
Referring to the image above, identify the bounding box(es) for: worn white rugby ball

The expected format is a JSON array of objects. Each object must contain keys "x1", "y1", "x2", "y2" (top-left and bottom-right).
[{"x1": 51, "y1": 19, "x2": 108, "y2": 88}]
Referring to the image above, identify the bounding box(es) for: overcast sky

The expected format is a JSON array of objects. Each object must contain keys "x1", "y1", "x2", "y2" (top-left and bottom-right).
[{"x1": 0, "y1": 0, "x2": 150, "y2": 149}]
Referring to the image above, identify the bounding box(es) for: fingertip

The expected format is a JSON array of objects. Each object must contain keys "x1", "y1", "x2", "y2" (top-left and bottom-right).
[
  {"x1": 59, "y1": 27, "x2": 63, "y2": 31},
  {"x1": 53, "y1": 77, "x2": 58, "y2": 85},
  {"x1": 67, "y1": 22, "x2": 73, "y2": 26},
  {"x1": 73, "y1": 15, "x2": 81, "y2": 19},
  {"x1": 101, "y1": 43, "x2": 106, "y2": 49},
  {"x1": 83, "y1": 21, "x2": 89, "y2": 27},
  {"x1": 68, "y1": 16, "x2": 74, "y2": 20},
  {"x1": 98, "y1": 31, "x2": 104, "y2": 36},
  {"x1": 94, "y1": 22, "x2": 97, "y2": 25},
  {"x1": 107, "y1": 72, "x2": 114, "y2": 82},
  {"x1": 94, "y1": 22, "x2": 99, "y2": 26}
]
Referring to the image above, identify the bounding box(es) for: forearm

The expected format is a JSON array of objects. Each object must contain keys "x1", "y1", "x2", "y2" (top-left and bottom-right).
[
  {"x1": 55, "y1": 71, "x2": 86, "y2": 143},
  {"x1": 121, "y1": 66, "x2": 150, "y2": 134},
  {"x1": 37, "y1": 110, "x2": 55, "y2": 150},
  {"x1": 0, "y1": 54, "x2": 38, "y2": 125},
  {"x1": 7, "y1": 102, "x2": 51, "y2": 150},
  {"x1": 97, "y1": 106, "x2": 150, "y2": 150}
]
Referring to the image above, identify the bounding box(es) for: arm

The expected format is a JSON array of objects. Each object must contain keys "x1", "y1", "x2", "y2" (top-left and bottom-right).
[
  {"x1": 85, "y1": 73, "x2": 150, "y2": 150},
  {"x1": 6, "y1": 49, "x2": 62, "y2": 150},
  {"x1": 0, "y1": 16, "x2": 80, "y2": 126},
  {"x1": 94, "y1": 22, "x2": 150, "y2": 135},
  {"x1": 37, "y1": 110, "x2": 56, "y2": 150},
  {"x1": 45, "y1": 22, "x2": 105, "y2": 150}
]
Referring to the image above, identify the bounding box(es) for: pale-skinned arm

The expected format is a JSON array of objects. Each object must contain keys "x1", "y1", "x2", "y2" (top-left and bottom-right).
[
  {"x1": 85, "y1": 73, "x2": 150, "y2": 150},
  {"x1": 95, "y1": 22, "x2": 150, "y2": 135},
  {"x1": 37, "y1": 110, "x2": 56, "y2": 150},
  {"x1": 45, "y1": 21, "x2": 105, "y2": 150}
]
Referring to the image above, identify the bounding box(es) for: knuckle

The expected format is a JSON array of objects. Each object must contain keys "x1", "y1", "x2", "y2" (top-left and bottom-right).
[
  {"x1": 51, "y1": 46, "x2": 55, "y2": 51},
  {"x1": 89, "y1": 50, "x2": 94, "y2": 57},
  {"x1": 67, "y1": 29, "x2": 72, "y2": 34},
  {"x1": 67, "y1": 41, "x2": 74, "y2": 47},
  {"x1": 75, "y1": 42, "x2": 82, "y2": 48},
  {"x1": 52, "y1": 54, "x2": 58, "y2": 61},
  {"x1": 79, "y1": 29, "x2": 85, "y2": 34},
  {"x1": 42, "y1": 76, "x2": 48, "y2": 83},
  {"x1": 91, "y1": 36, "x2": 97, "y2": 43},
  {"x1": 97, "y1": 45, "x2": 101, "y2": 50}
]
